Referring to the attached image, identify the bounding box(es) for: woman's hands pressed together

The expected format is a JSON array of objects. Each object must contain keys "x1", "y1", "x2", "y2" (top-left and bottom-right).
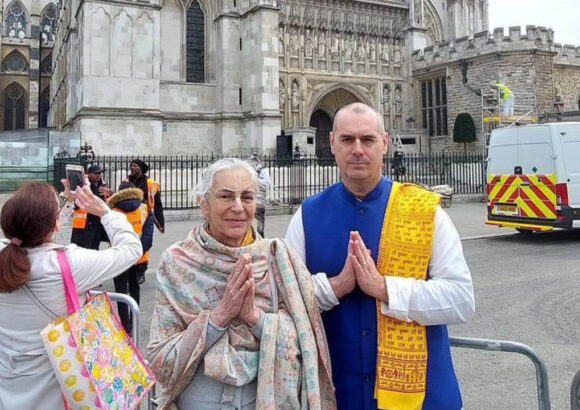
[
  {"x1": 210, "y1": 254, "x2": 263, "y2": 328},
  {"x1": 238, "y1": 266, "x2": 262, "y2": 327}
]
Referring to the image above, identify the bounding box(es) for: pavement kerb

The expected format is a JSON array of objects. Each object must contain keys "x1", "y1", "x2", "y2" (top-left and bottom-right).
[
  {"x1": 450, "y1": 194, "x2": 486, "y2": 203},
  {"x1": 462, "y1": 232, "x2": 515, "y2": 241},
  {"x1": 163, "y1": 195, "x2": 486, "y2": 222}
]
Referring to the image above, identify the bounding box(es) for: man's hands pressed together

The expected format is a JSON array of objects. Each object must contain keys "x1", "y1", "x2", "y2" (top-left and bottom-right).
[
  {"x1": 329, "y1": 231, "x2": 388, "y2": 303},
  {"x1": 350, "y1": 231, "x2": 388, "y2": 302}
]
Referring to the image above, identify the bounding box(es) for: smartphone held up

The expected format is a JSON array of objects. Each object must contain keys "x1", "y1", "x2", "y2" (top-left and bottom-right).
[{"x1": 65, "y1": 164, "x2": 85, "y2": 191}]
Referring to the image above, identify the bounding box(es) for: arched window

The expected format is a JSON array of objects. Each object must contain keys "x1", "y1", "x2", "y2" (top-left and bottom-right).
[
  {"x1": 5, "y1": 1, "x2": 28, "y2": 39},
  {"x1": 186, "y1": 1, "x2": 205, "y2": 83},
  {"x1": 2, "y1": 50, "x2": 27, "y2": 73},
  {"x1": 41, "y1": 3, "x2": 58, "y2": 44},
  {"x1": 41, "y1": 53, "x2": 52, "y2": 75},
  {"x1": 39, "y1": 87, "x2": 50, "y2": 128},
  {"x1": 3, "y1": 83, "x2": 27, "y2": 130}
]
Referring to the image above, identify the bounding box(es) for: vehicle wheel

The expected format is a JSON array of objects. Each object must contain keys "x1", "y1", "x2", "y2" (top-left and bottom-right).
[{"x1": 516, "y1": 228, "x2": 534, "y2": 235}]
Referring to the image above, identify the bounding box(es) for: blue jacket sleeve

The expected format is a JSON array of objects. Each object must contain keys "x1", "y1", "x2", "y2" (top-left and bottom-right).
[{"x1": 141, "y1": 210, "x2": 154, "y2": 253}]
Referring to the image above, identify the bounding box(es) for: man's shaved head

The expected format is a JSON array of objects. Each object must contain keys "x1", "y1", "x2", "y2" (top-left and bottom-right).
[{"x1": 332, "y1": 102, "x2": 385, "y2": 135}]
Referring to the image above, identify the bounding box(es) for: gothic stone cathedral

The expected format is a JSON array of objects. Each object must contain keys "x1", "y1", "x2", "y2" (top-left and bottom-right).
[{"x1": 3, "y1": 0, "x2": 580, "y2": 155}]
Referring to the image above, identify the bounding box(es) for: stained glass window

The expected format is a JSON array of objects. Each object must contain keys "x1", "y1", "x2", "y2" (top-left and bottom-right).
[
  {"x1": 421, "y1": 77, "x2": 448, "y2": 137},
  {"x1": 4, "y1": 83, "x2": 27, "y2": 130},
  {"x1": 4, "y1": 52, "x2": 26, "y2": 72},
  {"x1": 41, "y1": 3, "x2": 57, "y2": 44},
  {"x1": 186, "y1": 1, "x2": 205, "y2": 83},
  {"x1": 5, "y1": 1, "x2": 27, "y2": 39},
  {"x1": 41, "y1": 53, "x2": 52, "y2": 74}
]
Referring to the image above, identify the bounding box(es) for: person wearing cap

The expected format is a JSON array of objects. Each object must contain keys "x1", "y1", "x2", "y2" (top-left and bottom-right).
[
  {"x1": 127, "y1": 159, "x2": 165, "y2": 284},
  {"x1": 70, "y1": 164, "x2": 112, "y2": 250}
]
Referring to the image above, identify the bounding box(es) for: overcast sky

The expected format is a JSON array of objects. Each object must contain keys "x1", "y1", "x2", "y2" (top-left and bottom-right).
[{"x1": 487, "y1": 0, "x2": 580, "y2": 46}]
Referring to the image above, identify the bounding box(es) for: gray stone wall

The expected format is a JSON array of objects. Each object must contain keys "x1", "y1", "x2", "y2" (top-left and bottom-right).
[
  {"x1": 554, "y1": 65, "x2": 580, "y2": 112},
  {"x1": 162, "y1": 121, "x2": 221, "y2": 154},
  {"x1": 78, "y1": 118, "x2": 162, "y2": 155}
]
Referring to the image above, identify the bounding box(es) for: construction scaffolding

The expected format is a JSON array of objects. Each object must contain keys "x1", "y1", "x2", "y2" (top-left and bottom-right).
[{"x1": 481, "y1": 92, "x2": 538, "y2": 147}]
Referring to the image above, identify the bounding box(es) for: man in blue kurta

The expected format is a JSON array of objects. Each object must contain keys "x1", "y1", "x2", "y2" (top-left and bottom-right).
[{"x1": 286, "y1": 103, "x2": 475, "y2": 409}]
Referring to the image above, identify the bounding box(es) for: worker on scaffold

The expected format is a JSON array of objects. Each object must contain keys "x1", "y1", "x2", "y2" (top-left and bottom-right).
[{"x1": 489, "y1": 81, "x2": 514, "y2": 116}]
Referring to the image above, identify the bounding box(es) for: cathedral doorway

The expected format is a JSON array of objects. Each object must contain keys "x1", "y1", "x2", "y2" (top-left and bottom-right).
[
  {"x1": 309, "y1": 110, "x2": 332, "y2": 157},
  {"x1": 309, "y1": 87, "x2": 362, "y2": 158}
]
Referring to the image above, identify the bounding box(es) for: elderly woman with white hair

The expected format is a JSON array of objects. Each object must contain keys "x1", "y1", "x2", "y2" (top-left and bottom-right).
[{"x1": 147, "y1": 158, "x2": 335, "y2": 410}]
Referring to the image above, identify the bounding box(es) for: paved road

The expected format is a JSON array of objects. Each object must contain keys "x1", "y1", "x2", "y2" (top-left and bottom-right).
[
  {"x1": 453, "y1": 229, "x2": 580, "y2": 410},
  {"x1": 3, "y1": 199, "x2": 579, "y2": 409}
]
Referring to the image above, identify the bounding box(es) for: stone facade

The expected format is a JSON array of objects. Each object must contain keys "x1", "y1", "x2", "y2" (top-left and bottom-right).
[
  {"x1": 0, "y1": 0, "x2": 56, "y2": 130},
  {"x1": 279, "y1": 0, "x2": 411, "y2": 155},
  {"x1": 50, "y1": 0, "x2": 281, "y2": 155},
  {"x1": 43, "y1": 0, "x2": 579, "y2": 155}
]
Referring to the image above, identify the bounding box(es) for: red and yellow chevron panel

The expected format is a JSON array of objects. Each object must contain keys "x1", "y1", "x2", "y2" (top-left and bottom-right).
[{"x1": 487, "y1": 174, "x2": 556, "y2": 220}]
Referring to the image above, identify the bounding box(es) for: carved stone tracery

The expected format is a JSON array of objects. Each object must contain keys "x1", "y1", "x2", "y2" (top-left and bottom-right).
[
  {"x1": 281, "y1": 1, "x2": 406, "y2": 37},
  {"x1": 424, "y1": 0, "x2": 444, "y2": 47},
  {"x1": 279, "y1": 0, "x2": 409, "y2": 130}
]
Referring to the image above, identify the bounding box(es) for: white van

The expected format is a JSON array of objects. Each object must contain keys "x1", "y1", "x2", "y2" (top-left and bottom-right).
[{"x1": 486, "y1": 122, "x2": 580, "y2": 232}]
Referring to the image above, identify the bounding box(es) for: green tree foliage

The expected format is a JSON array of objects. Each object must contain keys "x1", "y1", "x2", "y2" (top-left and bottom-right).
[{"x1": 453, "y1": 113, "x2": 476, "y2": 152}]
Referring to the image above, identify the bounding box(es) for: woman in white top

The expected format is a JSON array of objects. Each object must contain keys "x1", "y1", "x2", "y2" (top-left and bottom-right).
[{"x1": 0, "y1": 181, "x2": 142, "y2": 410}]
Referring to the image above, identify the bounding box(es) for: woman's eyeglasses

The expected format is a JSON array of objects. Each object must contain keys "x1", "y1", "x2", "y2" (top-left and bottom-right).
[{"x1": 210, "y1": 190, "x2": 257, "y2": 205}]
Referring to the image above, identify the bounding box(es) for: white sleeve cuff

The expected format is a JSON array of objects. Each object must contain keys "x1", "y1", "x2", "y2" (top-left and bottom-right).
[
  {"x1": 381, "y1": 276, "x2": 415, "y2": 322},
  {"x1": 312, "y1": 272, "x2": 340, "y2": 312}
]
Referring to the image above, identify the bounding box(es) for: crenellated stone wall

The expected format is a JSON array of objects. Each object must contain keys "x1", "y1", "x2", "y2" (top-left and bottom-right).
[
  {"x1": 412, "y1": 26, "x2": 580, "y2": 68},
  {"x1": 411, "y1": 25, "x2": 580, "y2": 152}
]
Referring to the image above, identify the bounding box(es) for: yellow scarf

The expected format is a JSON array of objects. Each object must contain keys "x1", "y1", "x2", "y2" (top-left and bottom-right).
[
  {"x1": 241, "y1": 229, "x2": 255, "y2": 246},
  {"x1": 375, "y1": 183, "x2": 440, "y2": 410}
]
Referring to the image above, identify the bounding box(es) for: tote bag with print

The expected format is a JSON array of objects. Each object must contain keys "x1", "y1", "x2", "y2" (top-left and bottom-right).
[{"x1": 41, "y1": 250, "x2": 155, "y2": 409}]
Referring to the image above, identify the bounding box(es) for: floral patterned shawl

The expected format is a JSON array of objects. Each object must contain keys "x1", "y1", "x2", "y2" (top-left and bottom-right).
[{"x1": 147, "y1": 224, "x2": 336, "y2": 410}]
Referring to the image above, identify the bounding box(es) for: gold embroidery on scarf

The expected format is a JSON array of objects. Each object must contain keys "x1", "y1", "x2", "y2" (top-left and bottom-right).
[{"x1": 375, "y1": 183, "x2": 439, "y2": 410}]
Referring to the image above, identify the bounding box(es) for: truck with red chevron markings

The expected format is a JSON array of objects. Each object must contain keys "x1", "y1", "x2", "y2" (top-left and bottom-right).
[{"x1": 486, "y1": 122, "x2": 580, "y2": 232}]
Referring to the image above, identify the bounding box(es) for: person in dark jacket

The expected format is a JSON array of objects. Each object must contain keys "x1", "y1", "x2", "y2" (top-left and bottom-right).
[
  {"x1": 127, "y1": 159, "x2": 164, "y2": 284},
  {"x1": 107, "y1": 181, "x2": 154, "y2": 334},
  {"x1": 70, "y1": 164, "x2": 112, "y2": 249}
]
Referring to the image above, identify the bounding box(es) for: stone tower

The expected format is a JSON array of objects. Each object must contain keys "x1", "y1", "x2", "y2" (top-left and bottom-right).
[{"x1": 49, "y1": 0, "x2": 281, "y2": 155}]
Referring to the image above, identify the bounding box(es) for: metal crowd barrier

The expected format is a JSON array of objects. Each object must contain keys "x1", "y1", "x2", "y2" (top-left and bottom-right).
[
  {"x1": 92, "y1": 291, "x2": 155, "y2": 410},
  {"x1": 450, "y1": 336, "x2": 550, "y2": 410},
  {"x1": 82, "y1": 297, "x2": 553, "y2": 410}
]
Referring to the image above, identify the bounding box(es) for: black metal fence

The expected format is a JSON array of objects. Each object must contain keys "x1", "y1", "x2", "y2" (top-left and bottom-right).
[{"x1": 54, "y1": 151, "x2": 485, "y2": 209}]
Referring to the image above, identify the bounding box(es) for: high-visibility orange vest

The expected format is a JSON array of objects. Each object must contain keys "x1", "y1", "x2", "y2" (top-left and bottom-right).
[
  {"x1": 72, "y1": 209, "x2": 88, "y2": 229},
  {"x1": 146, "y1": 178, "x2": 160, "y2": 212},
  {"x1": 114, "y1": 204, "x2": 150, "y2": 265}
]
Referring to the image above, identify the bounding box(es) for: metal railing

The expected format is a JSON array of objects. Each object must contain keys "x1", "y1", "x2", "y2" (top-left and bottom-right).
[
  {"x1": 53, "y1": 152, "x2": 486, "y2": 209},
  {"x1": 450, "y1": 336, "x2": 550, "y2": 410},
  {"x1": 86, "y1": 295, "x2": 550, "y2": 409}
]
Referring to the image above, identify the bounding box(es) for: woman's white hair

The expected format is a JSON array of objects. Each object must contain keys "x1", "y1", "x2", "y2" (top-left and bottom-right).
[{"x1": 193, "y1": 158, "x2": 258, "y2": 204}]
